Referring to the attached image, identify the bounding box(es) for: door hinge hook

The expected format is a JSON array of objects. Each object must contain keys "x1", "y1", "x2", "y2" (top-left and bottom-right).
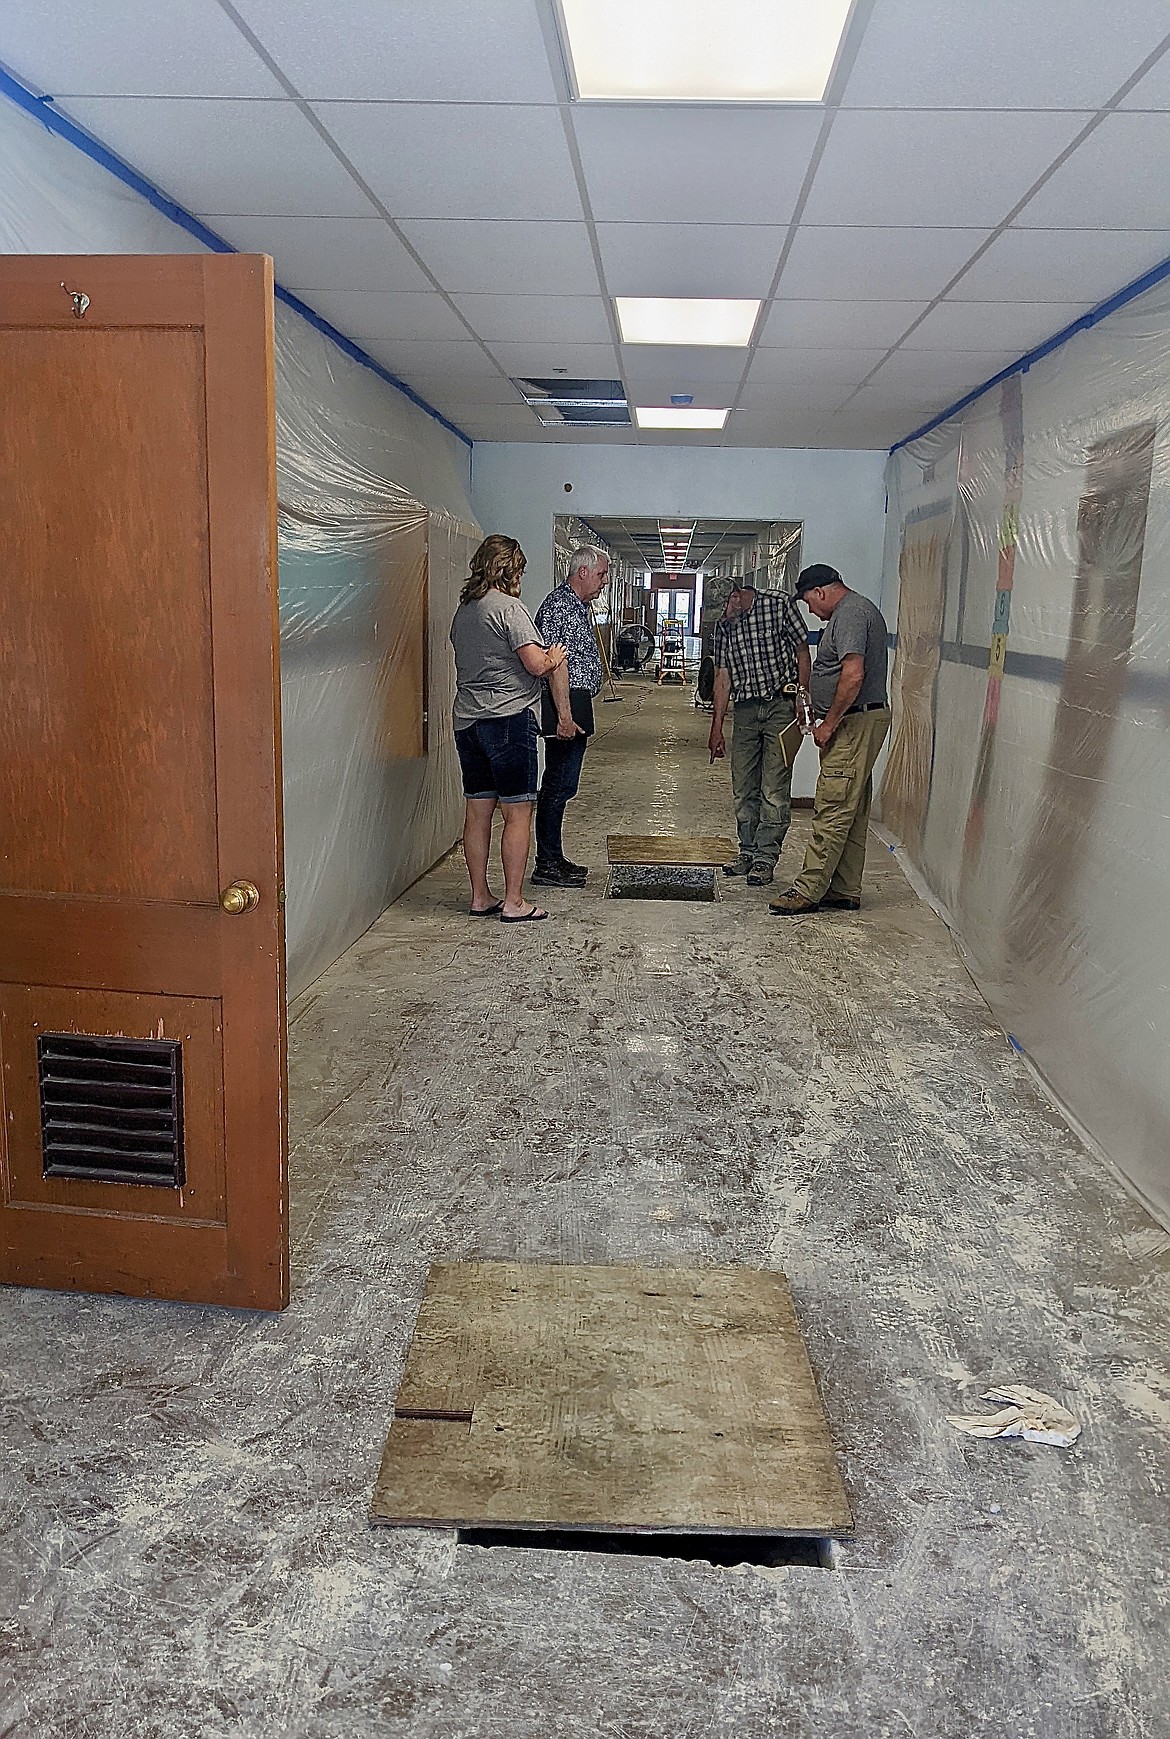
[{"x1": 60, "y1": 282, "x2": 90, "y2": 318}]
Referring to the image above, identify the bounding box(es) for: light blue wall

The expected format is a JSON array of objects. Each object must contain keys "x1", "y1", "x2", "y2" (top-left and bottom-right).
[{"x1": 471, "y1": 442, "x2": 889, "y2": 612}]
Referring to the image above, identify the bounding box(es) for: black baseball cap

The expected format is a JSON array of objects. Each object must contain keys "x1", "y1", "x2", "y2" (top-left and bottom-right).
[{"x1": 794, "y1": 563, "x2": 842, "y2": 598}]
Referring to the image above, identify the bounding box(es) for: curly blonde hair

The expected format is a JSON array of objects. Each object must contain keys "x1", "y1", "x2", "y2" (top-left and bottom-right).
[{"x1": 460, "y1": 534, "x2": 526, "y2": 605}]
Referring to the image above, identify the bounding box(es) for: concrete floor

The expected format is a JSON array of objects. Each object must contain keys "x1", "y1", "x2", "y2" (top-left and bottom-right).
[{"x1": 2, "y1": 678, "x2": 1168, "y2": 1737}]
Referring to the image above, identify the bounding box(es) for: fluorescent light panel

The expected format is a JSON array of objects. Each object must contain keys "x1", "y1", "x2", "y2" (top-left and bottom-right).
[
  {"x1": 559, "y1": 0, "x2": 853, "y2": 103},
  {"x1": 617, "y1": 297, "x2": 759, "y2": 347},
  {"x1": 637, "y1": 407, "x2": 729, "y2": 430}
]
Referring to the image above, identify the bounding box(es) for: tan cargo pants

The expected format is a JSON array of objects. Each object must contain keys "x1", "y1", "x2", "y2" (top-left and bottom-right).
[{"x1": 792, "y1": 707, "x2": 891, "y2": 903}]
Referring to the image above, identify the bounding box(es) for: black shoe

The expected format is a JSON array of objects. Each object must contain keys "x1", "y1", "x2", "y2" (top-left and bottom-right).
[
  {"x1": 530, "y1": 863, "x2": 585, "y2": 888},
  {"x1": 558, "y1": 859, "x2": 589, "y2": 882}
]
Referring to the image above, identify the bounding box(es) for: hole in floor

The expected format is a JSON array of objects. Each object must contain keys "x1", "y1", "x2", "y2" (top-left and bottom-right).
[
  {"x1": 606, "y1": 865, "x2": 719, "y2": 902},
  {"x1": 457, "y1": 1527, "x2": 831, "y2": 1567}
]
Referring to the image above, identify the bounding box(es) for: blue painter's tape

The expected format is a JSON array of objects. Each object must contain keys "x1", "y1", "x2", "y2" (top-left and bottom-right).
[
  {"x1": 0, "y1": 69, "x2": 233, "y2": 253},
  {"x1": 0, "y1": 61, "x2": 472, "y2": 449},
  {"x1": 271, "y1": 283, "x2": 471, "y2": 445},
  {"x1": 890, "y1": 247, "x2": 1170, "y2": 456},
  {"x1": 1007, "y1": 1034, "x2": 1024, "y2": 1054}
]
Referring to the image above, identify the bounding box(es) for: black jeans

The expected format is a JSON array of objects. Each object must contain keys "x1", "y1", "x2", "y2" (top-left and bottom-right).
[{"x1": 535, "y1": 733, "x2": 589, "y2": 868}]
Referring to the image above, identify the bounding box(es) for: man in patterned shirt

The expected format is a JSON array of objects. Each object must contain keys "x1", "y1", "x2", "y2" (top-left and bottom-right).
[
  {"x1": 531, "y1": 546, "x2": 609, "y2": 887},
  {"x1": 709, "y1": 580, "x2": 811, "y2": 886}
]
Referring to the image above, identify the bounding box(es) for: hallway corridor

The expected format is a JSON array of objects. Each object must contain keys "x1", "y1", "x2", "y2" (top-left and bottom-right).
[{"x1": 3, "y1": 680, "x2": 1168, "y2": 1737}]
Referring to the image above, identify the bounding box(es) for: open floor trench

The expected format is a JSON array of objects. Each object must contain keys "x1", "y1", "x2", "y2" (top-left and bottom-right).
[{"x1": 2, "y1": 678, "x2": 1168, "y2": 1738}]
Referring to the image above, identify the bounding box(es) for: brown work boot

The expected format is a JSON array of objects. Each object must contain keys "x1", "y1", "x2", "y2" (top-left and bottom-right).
[
  {"x1": 768, "y1": 887, "x2": 821, "y2": 915},
  {"x1": 819, "y1": 891, "x2": 861, "y2": 911}
]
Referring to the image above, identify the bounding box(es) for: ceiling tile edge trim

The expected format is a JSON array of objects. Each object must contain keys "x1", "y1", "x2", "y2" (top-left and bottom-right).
[{"x1": 0, "y1": 60, "x2": 474, "y2": 450}]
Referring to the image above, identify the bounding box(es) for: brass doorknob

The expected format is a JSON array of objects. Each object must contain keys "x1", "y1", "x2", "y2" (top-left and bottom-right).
[{"x1": 220, "y1": 880, "x2": 260, "y2": 914}]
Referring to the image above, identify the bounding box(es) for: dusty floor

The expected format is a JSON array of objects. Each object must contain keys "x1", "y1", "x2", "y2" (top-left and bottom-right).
[{"x1": 2, "y1": 678, "x2": 1168, "y2": 1738}]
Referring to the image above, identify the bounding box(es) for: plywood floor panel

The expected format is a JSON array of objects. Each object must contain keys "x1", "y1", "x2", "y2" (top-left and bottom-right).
[
  {"x1": 607, "y1": 834, "x2": 739, "y2": 865},
  {"x1": 372, "y1": 1261, "x2": 853, "y2": 1536}
]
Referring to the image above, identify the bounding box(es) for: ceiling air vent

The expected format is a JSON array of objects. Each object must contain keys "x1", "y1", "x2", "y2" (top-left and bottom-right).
[
  {"x1": 37, "y1": 1032, "x2": 185, "y2": 1188},
  {"x1": 516, "y1": 377, "x2": 630, "y2": 428}
]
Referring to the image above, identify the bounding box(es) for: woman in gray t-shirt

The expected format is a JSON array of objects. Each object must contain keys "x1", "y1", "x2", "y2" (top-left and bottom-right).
[{"x1": 449, "y1": 535, "x2": 566, "y2": 922}]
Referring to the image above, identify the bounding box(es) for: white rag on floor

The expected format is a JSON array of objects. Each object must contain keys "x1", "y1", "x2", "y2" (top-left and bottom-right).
[{"x1": 947, "y1": 1384, "x2": 1081, "y2": 1448}]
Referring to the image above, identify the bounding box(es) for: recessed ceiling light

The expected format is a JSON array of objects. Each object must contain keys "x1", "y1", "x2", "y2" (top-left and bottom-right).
[
  {"x1": 617, "y1": 298, "x2": 759, "y2": 347},
  {"x1": 659, "y1": 527, "x2": 693, "y2": 534},
  {"x1": 636, "y1": 407, "x2": 730, "y2": 430},
  {"x1": 558, "y1": 0, "x2": 854, "y2": 103}
]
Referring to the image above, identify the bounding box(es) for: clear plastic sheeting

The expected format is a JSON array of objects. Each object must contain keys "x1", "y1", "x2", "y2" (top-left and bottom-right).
[
  {"x1": 727, "y1": 522, "x2": 804, "y2": 590},
  {"x1": 880, "y1": 274, "x2": 1170, "y2": 1226},
  {"x1": 0, "y1": 94, "x2": 479, "y2": 998},
  {"x1": 273, "y1": 309, "x2": 478, "y2": 993}
]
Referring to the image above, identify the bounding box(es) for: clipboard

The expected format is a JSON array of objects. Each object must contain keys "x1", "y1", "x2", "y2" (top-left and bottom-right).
[{"x1": 778, "y1": 717, "x2": 804, "y2": 771}]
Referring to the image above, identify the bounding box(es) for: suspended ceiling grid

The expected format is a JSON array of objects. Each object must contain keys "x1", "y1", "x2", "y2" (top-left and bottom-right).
[
  {"x1": 583, "y1": 518, "x2": 771, "y2": 578},
  {"x1": 3, "y1": 0, "x2": 1170, "y2": 448}
]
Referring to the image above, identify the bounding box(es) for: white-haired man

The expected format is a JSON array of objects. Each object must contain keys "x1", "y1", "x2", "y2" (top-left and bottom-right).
[{"x1": 531, "y1": 546, "x2": 609, "y2": 886}]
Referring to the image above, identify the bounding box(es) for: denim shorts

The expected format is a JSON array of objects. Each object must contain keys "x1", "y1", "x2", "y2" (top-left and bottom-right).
[{"x1": 455, "y1": 707, "x2": 539, "y2": 803}]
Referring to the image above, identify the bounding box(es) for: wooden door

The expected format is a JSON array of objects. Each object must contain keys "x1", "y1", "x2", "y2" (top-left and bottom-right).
[{"x1": 0, "y1": 255, "x2": 287, "y2": 1311}]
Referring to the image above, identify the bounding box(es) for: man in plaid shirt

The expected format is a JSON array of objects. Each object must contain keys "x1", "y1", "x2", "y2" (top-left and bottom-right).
[{"x1": 709, "y1": 581, "x2": 811, "y2": 886}]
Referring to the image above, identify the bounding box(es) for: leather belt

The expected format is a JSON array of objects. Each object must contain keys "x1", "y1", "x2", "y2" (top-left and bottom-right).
[{"x1": 847, "y1": 701, "x2": 888, "y2": 714}]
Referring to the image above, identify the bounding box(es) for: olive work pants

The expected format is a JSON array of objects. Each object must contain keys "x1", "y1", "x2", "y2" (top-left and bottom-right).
[
  {"x1": 792, "y1": 707, "x2": 891, "y2": 903},
  {"x1": 729, "y1": 694, "x2": 796, "y2": 870}
]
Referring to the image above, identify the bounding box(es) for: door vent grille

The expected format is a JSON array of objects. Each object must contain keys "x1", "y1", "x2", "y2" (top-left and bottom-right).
[{"x1": 37, "y1": 1033, "x2": 185, "y2": 1187}]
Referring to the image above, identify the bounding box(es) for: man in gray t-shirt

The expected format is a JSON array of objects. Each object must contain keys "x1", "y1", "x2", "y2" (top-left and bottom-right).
[
  {"x1": 808, "y1": 587, "x2": 889, "y2": 717},
  {"x1": 770, "y1": 564, "x2": 892, "y2": 917}
]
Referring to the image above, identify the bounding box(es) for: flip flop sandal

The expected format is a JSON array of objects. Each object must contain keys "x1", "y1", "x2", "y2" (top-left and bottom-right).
[
  {"x1": 468, "y1": 900, "x2": 504, "y2": 917},
  {"x1": 499, "y1": 906, "x2": 549, "y2": 923}
]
